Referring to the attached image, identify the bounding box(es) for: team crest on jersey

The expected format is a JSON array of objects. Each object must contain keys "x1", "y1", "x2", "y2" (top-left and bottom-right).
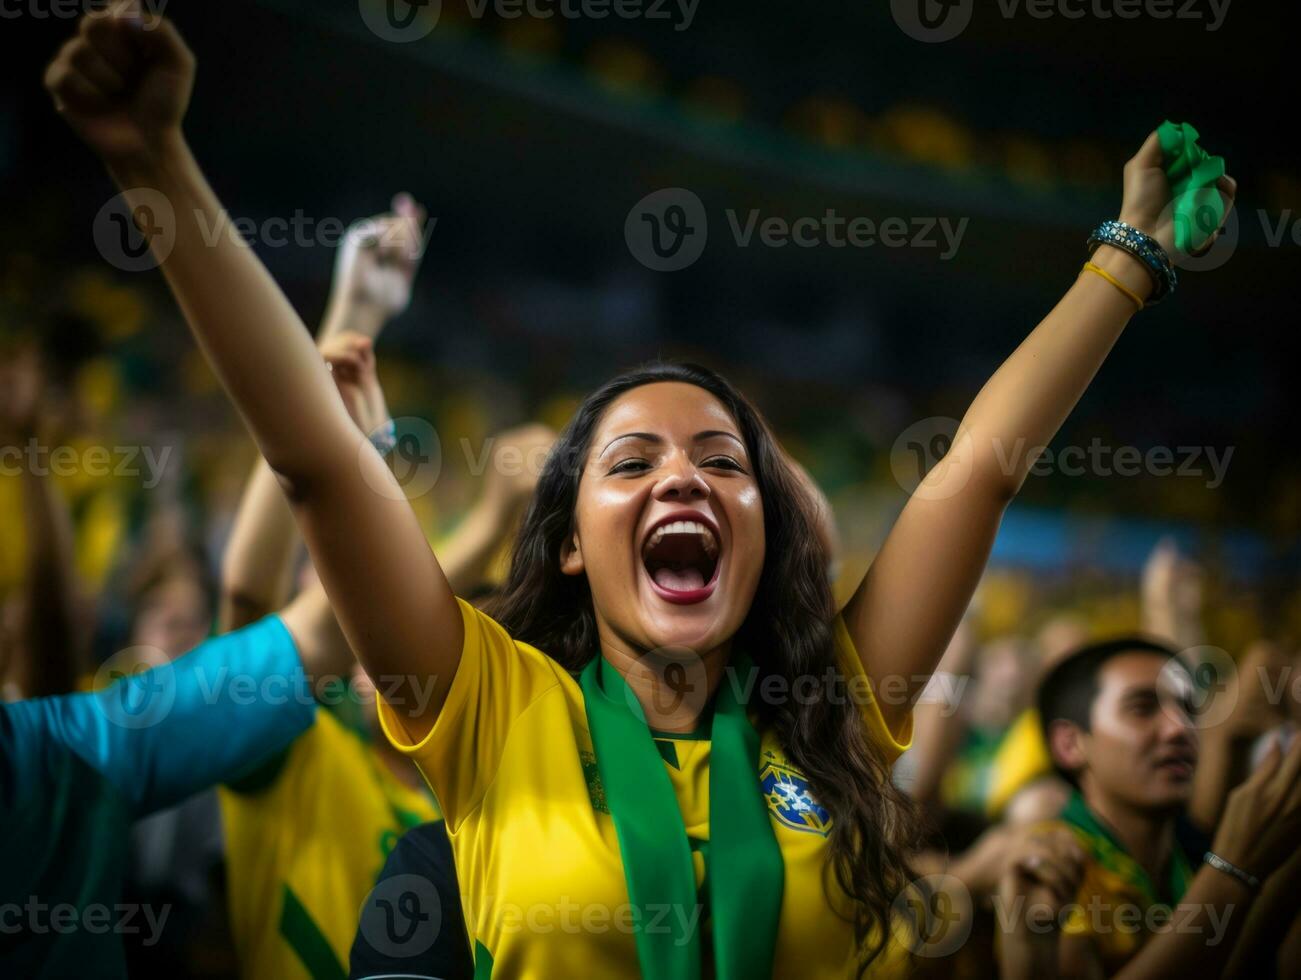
[{"x1": 760, "y1": 754, "x2": 831, "y2": 835}]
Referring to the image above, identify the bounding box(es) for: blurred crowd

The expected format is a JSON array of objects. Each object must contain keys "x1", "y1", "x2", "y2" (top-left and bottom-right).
[
  {"x1": 3, "y1": 198, "x2": 1299, "y2": 977},
  {"x1": 4, "y1": 0, "x2": 1301, "y2": 976},
  {"x1": 2, "y1": 251, "x2": 1295, "y2": 657}
]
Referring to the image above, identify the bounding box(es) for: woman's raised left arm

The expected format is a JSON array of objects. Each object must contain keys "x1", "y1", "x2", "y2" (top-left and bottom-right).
[{"x1": 842, "y1": 131, "x2": 1236, "y2": 735}]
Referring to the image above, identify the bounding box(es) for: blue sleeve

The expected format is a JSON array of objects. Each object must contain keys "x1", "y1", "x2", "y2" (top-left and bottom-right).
[{"x1": 2, "y1": 616, "x2": 316, "y2": 818}]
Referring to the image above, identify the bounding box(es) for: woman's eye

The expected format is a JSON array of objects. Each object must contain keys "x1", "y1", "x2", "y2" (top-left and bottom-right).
[
  {"x1": 610, "y1": 459, "x2": 651, "y2": 475},
  {"x1": 702, "y1": 456, "x2": 744, "y2": 472}
]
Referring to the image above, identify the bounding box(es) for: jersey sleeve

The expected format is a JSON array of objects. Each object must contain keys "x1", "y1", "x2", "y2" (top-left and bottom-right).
[
  {"x1": 7, "y1": 615, "x2": 317, "y2": 818},
  {"x1": 831, "y1": 614, "x2": 914, "y2": 764},
  {"x1": 377, "y1": 598, "x2": 564, "y2": 832}
]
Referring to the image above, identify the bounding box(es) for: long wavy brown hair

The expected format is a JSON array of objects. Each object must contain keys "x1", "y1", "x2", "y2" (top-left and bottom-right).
[{"x1": 487, "y1": 361, "x2": 921, "y2": 968}]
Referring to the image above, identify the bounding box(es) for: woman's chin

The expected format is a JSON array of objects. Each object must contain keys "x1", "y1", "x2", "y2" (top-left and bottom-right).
[{"x1": 639, "y1": 607, "x2": 745, "y2": 660}]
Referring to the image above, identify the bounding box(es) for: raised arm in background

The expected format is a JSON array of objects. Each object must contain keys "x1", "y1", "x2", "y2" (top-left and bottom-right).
[
  {"x1": 436, "y1": 423, "x2": 556, "y2": 592},
  {"x1": 841, "y1": 139, "x2": 1236, "y2": 734},
  {"x1": 904, "y1": 614, "x2": 977, "y2": 810},
  {"x1": 0, "y1": 343, "x2": 84, "y2": 697},
  {"x1": 1187, "y1": 639, "x2": 1291, "y2": 833},
  {"x1": 1223, "y1": 843, "x2": 1301, "y2": 980},
  {"x1": 219, "y1": 199, "x2": 423, "y2": 632},
  {"x1": 223, "y1": 330, "x2": 555, "y2": 639},
  {"x1": 1140, "y1": 537, "x2": 1205, "y2": 650},
  {"x1": 46, "y1": 4, "x2": 458, "y2": 735}
]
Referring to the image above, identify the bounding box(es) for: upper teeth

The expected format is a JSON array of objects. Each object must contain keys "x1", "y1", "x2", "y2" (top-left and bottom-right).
[{"x1": 644, "y1": 520, "x2": 719, "y2": 558}]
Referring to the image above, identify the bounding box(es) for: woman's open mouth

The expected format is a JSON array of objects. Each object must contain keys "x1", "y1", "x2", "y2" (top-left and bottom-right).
[{"x1": 641, "y1": 513, "x2": 721, "y2": 605}]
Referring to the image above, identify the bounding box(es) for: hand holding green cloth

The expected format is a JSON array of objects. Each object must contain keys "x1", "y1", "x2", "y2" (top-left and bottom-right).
[{"x1": 1158, "y1": 120, "x2": 1227, "y2": 255}]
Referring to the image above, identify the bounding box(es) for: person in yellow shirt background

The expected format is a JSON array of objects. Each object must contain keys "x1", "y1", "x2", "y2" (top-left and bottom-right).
[{"x1": 0, "y1": 340, "x2": 85, "y2": 701}]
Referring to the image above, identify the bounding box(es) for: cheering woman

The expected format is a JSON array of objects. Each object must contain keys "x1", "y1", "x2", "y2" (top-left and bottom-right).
[{"x1": 45, "y1": 5, "x2": 1235, "y2": 977}]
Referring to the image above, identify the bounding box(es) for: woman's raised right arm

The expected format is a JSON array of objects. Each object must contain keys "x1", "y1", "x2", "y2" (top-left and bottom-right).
[{"x1": 44, "y1": 3, "x2": 461, "y2": 735}]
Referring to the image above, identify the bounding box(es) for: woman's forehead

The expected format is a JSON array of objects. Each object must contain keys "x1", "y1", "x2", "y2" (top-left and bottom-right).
[{"x1": 595, "y1": 382, "x2": 739, "y2": 440}]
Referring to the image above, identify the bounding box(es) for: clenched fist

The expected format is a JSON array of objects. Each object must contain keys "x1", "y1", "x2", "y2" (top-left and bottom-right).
[
  {"x1": 1119, "y1": 130, "x2": 1236, "y2": 258},
  {"x1": 319, "y1": 333, "x2": 390, "y2": 437},
  {"x1": 326, "y1": 194, "x2": 430, "y2": 333},
  {"x1": 44, "y1": 1, "x2": 194, "y2": 165}
]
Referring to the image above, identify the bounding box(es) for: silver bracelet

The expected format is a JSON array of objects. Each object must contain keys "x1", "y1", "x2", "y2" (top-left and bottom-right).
[
  {"x1": 1204, "y1": 851, "x2": 1261, "y2": 891},
  {"x1": 369, "y1": 419, "x2": 398, "y2": 457}
]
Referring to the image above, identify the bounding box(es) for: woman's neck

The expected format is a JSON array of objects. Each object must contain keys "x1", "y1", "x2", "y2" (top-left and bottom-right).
[{"x1": 599, "y1": 631, "x2": 733, "y2": 733}]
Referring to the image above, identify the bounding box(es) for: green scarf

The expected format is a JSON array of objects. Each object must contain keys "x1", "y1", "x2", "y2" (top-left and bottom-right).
[
  {"x1": 1157, "y1": 120, "x2": 1227, "y2": 256},
  {"x1": 1061, "y1": 791, "x2": 1192, "y2": 906},
  {"x1": 579, "y1": 652, "x2": 784, "y2": 979}
]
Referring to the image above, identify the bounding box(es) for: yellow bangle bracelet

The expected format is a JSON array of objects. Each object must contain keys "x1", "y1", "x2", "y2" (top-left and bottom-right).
[{"x1": 1081, "y1": 261, "x2": 1145, "y2": 312}]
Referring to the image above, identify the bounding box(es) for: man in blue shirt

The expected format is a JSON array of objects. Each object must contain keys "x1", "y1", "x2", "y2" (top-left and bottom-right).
[{"x1": 0, "y1": 588, "x2": 347, "y2": 977}]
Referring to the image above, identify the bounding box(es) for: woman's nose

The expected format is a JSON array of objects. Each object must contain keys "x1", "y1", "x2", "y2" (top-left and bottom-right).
[{"x1": 652, "y1": 454, "x2": 710, "y2": 501}]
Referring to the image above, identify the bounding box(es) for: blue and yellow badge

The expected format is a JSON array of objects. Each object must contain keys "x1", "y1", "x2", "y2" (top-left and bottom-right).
[{"x1": 760, "y1": 753, "x2": 831, "y2": 835}]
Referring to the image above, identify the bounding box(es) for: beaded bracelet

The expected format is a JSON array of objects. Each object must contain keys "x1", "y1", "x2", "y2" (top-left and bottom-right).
[
  {"x1": 1087, "y1": 219, "x2": 1177, "y2": 305},
  {"x1": 1204, "y1": 851, "x2": 1261, "y2": 891},
  {"x1": 369, "y1": 419, "x2": 398, "y2": 457}
]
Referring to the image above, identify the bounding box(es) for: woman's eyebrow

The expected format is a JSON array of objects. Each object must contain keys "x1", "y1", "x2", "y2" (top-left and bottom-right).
[
  {"x1": 695, "y1": 430, "x2": 745, "y2": 447},
  {"x1": 600, "y1": 432, "x2": 661, "y2": 455}
]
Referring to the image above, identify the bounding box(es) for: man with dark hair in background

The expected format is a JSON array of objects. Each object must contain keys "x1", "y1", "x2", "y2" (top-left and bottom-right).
[{"x1": 1001, "y1": 636, "x2": 1301, "y2": 979}]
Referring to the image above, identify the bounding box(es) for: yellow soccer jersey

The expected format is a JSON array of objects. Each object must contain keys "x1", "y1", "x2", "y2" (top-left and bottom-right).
[
  {"x1": 380, "y1": 599, "x2": 914, "y2": 979},
  {"x1": 984, "y1": 708, "x2": 1053, "y2": 819},
  {"x1": 220, "y1": 709, "x2": 438, "y2": 979},
  {"x1": 1047, "y1": 792, "x2": 1192, "y2": 977}
]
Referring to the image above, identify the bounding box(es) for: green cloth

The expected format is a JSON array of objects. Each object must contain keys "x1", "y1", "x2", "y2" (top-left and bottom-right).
[
  {"x1": 1158, "y1": 120, "x2": 1227, "y2": 255},
  {"x1": 1061, "y1": 790, "x2": 1193, "y2": 906},
  {"x1": 579, "y1": 652, "x2": 784, "y2": 980}
]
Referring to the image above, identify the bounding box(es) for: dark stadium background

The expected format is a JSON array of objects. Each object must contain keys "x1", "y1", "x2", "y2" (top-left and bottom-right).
[{"x1": 1, "y1": 0, "x2": 1297, "y2": 614}]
